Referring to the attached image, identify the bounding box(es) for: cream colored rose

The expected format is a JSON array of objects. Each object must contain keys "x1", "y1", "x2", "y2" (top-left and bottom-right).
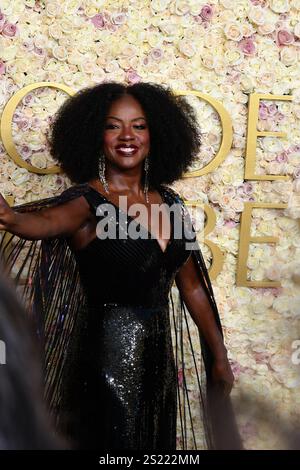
[
  {"x1": 59, "y1": 18, "x2": 73, "y2": 34},
  {"x1": 286, "y1": 194, "x2": 300, "y2": 219},
  {"x1": 52, "y1": 45, "x2": 68, "y2": 61},
  {"x1": 171, "y1": 0, "x2": 190, "y2": 15},
  {"x1": 280, "y1": 46, "x2": 298, "y2": 66},
  {"x1": 1, "y1": 44, "x2": 18, "y2": 61},
  {"x1": 224, "y1": 22, "x2": 243, "y2": 41},
  {"x1": 220, "y1": 0, "x2": 233, "y2": 8},
  {"x1": 224, "y1": 49, "x2": 243, "y2": 65},
  {"x1": 48, "y1": 24, "x2": 63, "y2": 40},
  {"x1": 63, "y1": 0, "x2": 81, "y2": 15},
  {"x1": 34, "y1": 35, "x2": 48, "y2": 49},
  {"x1": 178, "y1": 39, "x2": 196, "y2": 57},
  {"x1": 241, "y1": 23, "x2": 255, "y2": 37},
  {"x1": 159, "y1": 22, "x2": 179, "y2": 42},
  {"x1": 84, "y1": 5, "x2": 98, "y2": 17},
  {"x1": 258, "y1": 22, "x2": 276, "y2": 35},
  {"x1": 270, "y1": 0, "x2": 290, "y2": 13},
  {"x1": 46, "y1": 2, "x2": 61, "y2": 17},
  {"x1": 150, "y1": 0, "x2": 171, "y2": 13},
  {"x1": 1, "y1": 0, "x2": 13, "y2": 14},
  {"x1": 294, "y1": 22, "x2": 300, "y2": 38},
  {"x1": 11, "y1": 168, "x2": 30, "y2": 186},
  {"x1": 261, "y1": 137, "x2": 284, "y2": 153},
  {"x1": 248, "y1": 6, "x2": 266, "y2": 26},
  {"x1": 80, "y1": 61, "x2": 95, "y2": 74},
  {"x1": 31, "y1": 153, "x2": 48, "y2": 169},
  {"x1": 240, "y1": 75, "x2": 255, "y2": 92}
]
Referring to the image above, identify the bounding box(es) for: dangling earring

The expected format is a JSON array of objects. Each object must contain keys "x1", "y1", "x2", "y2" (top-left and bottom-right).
[
  {"x1": 143, "y1": 156, "x2": 149, "y2": 203},
  {"x1": 98, "y1": 153, "x2": 109, "y2": 194}
]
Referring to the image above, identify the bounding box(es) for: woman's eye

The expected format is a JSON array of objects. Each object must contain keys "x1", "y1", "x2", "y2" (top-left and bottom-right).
[
  {"x1": 105, "y1": 124, "x2": 119, "y2": 129},
  {"x1": 134, "y1": 124, "x2": 147, "y2": 130}
]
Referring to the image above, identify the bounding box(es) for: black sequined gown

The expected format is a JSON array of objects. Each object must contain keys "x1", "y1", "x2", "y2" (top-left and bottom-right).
[{"x1": 61, "y1": 186, "x2": 191, "y2": 450}]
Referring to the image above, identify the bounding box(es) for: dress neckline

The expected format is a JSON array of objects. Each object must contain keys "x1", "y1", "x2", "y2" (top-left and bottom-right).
[{"x1": 86, "y1": 184, "x2": 173, "y2": 254}]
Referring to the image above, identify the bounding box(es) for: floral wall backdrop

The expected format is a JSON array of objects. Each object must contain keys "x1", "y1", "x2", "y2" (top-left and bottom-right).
[{"x1": 1, "y1": 0, "x2": 300, "y2": 449}]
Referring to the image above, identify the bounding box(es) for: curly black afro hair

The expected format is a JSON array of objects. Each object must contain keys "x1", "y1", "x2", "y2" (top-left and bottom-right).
[{"x1": 49, "y1": 82, "x2": 201, "y2": 187}]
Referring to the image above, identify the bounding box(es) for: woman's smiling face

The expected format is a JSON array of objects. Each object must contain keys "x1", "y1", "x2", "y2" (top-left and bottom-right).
[{"x1": 103, "y1": 94, "x2": 150, "y2": 170}]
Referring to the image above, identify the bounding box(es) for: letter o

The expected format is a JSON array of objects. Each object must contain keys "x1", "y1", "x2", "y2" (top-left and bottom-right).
[
  {"x1": 175, "y1": 90, "x2": 233, "y2": 178},
  {"x1": 0, "y1": 82, "x2": 75, "y2": 174}
]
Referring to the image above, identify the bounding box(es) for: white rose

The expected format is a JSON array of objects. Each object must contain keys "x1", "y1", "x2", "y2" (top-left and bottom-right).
[
  {"x1": 224, "y1": 23, "x2": 243, "y2": 42},
  {"x1": 48, "y1": 24, "x2": 63, "y2": 40},
  {"x1": 241, "y1": 23, "x2": 255, "y2": 37},
  {"x1": 63, "y1": 0, "x2": 81, "y2": 15},
  {"x1": 269, "y1": 0, "x2": 290, "y2": 13},
  {"x1": 265, "y1": 265, "x2": 282, "y2": 281},
  {"x1": 273, "y1": 296, "x2": 292, "y2": 314},
  {"x1": 31, "y1": 153, "x2": 47, "y2": 169},
  {"x1": 150, "y1": 0, "x2": 171, "y2": 13},
  {"x1": 52, "y1": 45, "x2": 68, "y2": 61},
  {"x1": 84, "y1": 5, "x2": 98, "y2": 17},
  {"x1": 59, "y1": 19, "x2": 73, "y2": 34},
  {"x1": 46, "y1": 2, "x2": 61, "y2": 17},
  {"x1": 178, "y1": 39, "x2": 196, "y2": 58},
  {"x1": 248, "y1": 7, "x2": 266, "y2": 25},
  {"x1": 200, "y1": 55, "x2": 216, "y2": 70},
  {"x1": 286, "y1": 194, "x2": 300, "y2": 218},
  {"x1": 1, "y1": 45, "x2": 18, "y2": 61},
  {"x1": 294, "y1": 22, "x2": 300, "y2": 38},
  {"x1": 172, "y1": 0, "x2": 190, "y2": 15},
  {"x1": 11, "y1": 168, "x2": 30, "y2": 186},
  {"x1": 240, "y1": 75, "x2": 255, "y2": 92},
  {"x1": 0, "y1": 0, "x2": 13, "y2": 14},
  {"x1": 220, "y1": 0, "x2": 233, "y2": 8},
  {"x1": 33, "y1": 35, "x2": 48, "y2": 49},
  {"x1": 261, "y1": 137, "x2": 284, "y2": 153},
  {"x1": 224, "y1": 49, "x2": 243, "y2": 65},
  {"x1": 258, "y1": 22, "x2": 276, "y2": 35},
  {"x1": 292, "y1": 0, "x2": 300, "y2": 9},
  {"x1": 280, "y1": 47, "x2": 298, "y2": 66}
]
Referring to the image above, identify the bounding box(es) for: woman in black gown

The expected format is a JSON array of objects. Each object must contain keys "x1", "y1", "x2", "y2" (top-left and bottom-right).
[{"x1": 0, "y1": 82, "x2": 240, "y2": 450}]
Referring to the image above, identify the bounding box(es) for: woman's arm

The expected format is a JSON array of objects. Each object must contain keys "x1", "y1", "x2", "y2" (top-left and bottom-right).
[
  {"x1": 0, "y1": 193, "x2": 91, "y2": 240},
  {"x1": 175, "y1": 254, "x2": 234, "y2": 395}
]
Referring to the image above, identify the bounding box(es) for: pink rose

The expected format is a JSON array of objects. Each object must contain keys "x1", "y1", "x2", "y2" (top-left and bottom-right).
[
  {"x1": 276, "y1": 152, "x2": 288, "y2": 163},
  {"x1": 91, "y1": 14, "x2": 105, "y2": 29},
  {"x1": 2, "y1": 22, "x2": 17, "y2": 38},
  {"x1": 239, "y1": 38, "x2": 256, "y2": 56},
  {"x1": 268, "y1": 103, "x2": 278, "y2": 115},
  {"x1": 126, "y1": 69, "x2": 141, "y2": 84},
  {"x1": 200, "y1": 4, "x2": 214, "y2": 21},
  {"x1": 0, "y1": 60, "x2": 5, "y2": 75},
  {"x1": 20, "y1": 145, "x2": 32, "y2": 159},
  {"x1": 33, "y1": 46, "x2": 44, "y2": 56},
  {"x1": 17, "y1": 119, "x2": 31, "y2": 131},
  {"x1": 0, "y1": 13, "x2": 5, "y2": 32},
  {"x1": 276, "y1": 29, "x2": 294, "y2": 46},
  {"x1": 150, "y1": 48, "x2": 163, "y2": 61},
  {"x1": 259, "y1": 102, "x2": 269, "y2": 120}
]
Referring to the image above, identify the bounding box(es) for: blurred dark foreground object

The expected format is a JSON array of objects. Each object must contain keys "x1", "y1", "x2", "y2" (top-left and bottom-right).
[{"x1": 0, "y1": 269, "x2": 64, "y2": 449}]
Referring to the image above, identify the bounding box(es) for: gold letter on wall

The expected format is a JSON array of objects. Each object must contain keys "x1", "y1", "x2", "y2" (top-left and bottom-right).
[
  {"x1": 245, "y1": 93, "x2": 292, "y2": 181},
  {"x1": 175, "y1": 90, "x2": 233, "y2": 177},
  {"x1": 237, "y1": 202, "x2": 287, "y2": 287},
  {"x1": 185, "y1": 200, "x2": 224, "y2": 280},
  {"x1": 0, "y1": 82, "x2": 75, "y2": 174}
]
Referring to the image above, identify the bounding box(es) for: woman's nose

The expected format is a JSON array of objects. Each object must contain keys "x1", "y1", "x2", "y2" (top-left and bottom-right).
[{"x1": 119, "y1": 125, "x2": 134, "y2": 140}]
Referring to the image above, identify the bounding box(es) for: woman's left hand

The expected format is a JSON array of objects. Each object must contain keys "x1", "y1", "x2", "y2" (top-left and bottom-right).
[{"x1": 211, "y1": 356, "x2": 234, "y2": 397}]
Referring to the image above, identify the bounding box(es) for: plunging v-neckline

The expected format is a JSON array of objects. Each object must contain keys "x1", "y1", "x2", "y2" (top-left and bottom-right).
[{"x1": 87, "y1": 185, "x2": 173, "y2": 254}]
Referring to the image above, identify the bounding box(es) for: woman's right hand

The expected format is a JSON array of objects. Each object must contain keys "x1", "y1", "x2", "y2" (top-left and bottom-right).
[{"x1": 0, "y1": 194, "x2": 16, "y2": 231}]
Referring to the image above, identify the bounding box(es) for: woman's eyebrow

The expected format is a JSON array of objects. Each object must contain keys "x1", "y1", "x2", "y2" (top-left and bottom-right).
[{"x1": 106, "y1": 116, "x2": 147, "y2": 121}]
